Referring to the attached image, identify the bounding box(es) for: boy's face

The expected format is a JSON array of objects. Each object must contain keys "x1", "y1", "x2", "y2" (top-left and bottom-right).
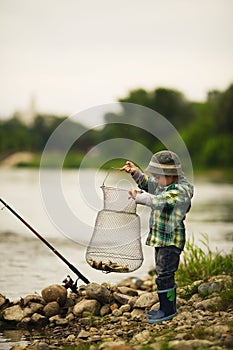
[{"x1": 153, "y1": 174, "x2": 175, "y2": 187}]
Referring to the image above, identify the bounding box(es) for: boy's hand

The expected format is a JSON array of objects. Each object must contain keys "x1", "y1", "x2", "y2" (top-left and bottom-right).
[
  {"x1": 128, "y1": 189, "x2": 138, "y2": 200},
  {"x1": 120, "y1": 161, "x2": 138, "y2": 175}
]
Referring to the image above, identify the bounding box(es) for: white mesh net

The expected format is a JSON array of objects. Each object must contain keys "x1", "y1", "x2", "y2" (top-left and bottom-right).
[{"x1": 86, "y1": 184, "x2": 143, "y2": 273}]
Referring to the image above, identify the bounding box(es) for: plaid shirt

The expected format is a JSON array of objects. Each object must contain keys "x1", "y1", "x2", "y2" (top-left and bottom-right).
[{"x1": 133, "y1": 171, "x2": 194, "y2": 250}]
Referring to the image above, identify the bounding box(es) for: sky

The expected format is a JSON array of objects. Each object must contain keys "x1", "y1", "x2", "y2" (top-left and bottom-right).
[{"x1": 0, "y1": 0, "x2": 233, "y2": 123}]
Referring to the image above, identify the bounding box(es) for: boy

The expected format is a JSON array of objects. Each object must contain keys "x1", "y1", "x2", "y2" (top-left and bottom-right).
[{"x1": 121, "y1": 150, "x2": 193, "y2": 323}]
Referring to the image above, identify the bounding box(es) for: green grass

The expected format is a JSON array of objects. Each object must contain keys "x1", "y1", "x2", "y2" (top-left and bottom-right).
[{"x1": 176, "y1": 233, "x2": 233, "y2": 286}]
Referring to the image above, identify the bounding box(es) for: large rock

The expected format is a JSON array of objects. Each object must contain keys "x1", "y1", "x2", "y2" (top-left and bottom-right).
[
  {"x1": 73, "y1": 299, "x2": 101, "y2": 316},
  {"x1": 198, "y1": 281, "x2": 223, "y2": 296},
  {"x1": 43, "y1": 301, "x2": 60, "y2": 317},
  {"x1": 41, "y1": 285, "x2": 67, "y2": 305},
  {"x1": 85, "y1": 283, "x2": 112, "y2": 304},
  {"x1": 2, "y1": 305, "x2": 24, "y2": 322}
]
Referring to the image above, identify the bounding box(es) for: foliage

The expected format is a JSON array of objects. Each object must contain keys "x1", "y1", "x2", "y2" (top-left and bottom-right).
[
  {"x1": 0, "y1": 83, "x2": 233, "y2": 172},
  {"x1": 176, "y1": 233, "x2": 233, "y2": 286}
]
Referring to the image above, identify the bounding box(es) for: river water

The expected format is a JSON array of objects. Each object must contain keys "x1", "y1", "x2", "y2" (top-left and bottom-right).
[{"x1": 0, "y1": 168, "x2": 233, "y2": 348}]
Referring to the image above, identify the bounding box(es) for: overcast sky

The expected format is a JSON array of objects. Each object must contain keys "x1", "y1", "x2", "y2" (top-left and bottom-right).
[{"x1": 1, "y1": 0, "x2": 233, "y2": 121}]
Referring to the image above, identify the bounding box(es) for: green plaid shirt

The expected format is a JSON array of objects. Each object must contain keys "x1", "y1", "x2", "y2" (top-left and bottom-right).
[{"x1": 133, "y1": 171, "x2": 194, "y2": 250}]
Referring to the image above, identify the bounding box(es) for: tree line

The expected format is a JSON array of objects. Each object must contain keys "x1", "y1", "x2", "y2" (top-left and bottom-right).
[{"x1": 0, "y1": 83, "x2": 232, "y2": 170}]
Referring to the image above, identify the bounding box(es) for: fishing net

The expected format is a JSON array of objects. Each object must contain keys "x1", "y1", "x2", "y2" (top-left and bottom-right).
[{"x1": 86, "y1": 174, "x2": 143, "y2": 273}]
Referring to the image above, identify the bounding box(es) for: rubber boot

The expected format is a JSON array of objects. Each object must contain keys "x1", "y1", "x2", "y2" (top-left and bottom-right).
[{"x1": 147, "y1": 286, "x2": 177, "y2": 324}]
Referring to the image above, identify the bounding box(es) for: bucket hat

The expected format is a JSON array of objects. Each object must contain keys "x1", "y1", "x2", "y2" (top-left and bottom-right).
[{"x1": 145, "y1": 150, "x2": 182, "y2": 176}]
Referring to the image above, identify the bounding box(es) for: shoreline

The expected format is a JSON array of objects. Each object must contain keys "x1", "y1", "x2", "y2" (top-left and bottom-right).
[
  {"x1": 1, "y1": 274, "x2": 232, "y2": 350},
  {"x1": 1, "y1": 151, "x2": 233, "y2": 183}
]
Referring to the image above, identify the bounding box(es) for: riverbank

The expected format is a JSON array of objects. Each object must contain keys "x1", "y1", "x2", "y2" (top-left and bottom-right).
[
  {"x1": 1, "y1": 151, "x2": 233, "y2": 183},
  {"x1": 1, "y1": 272, "x2": 233, "y2": 350}
]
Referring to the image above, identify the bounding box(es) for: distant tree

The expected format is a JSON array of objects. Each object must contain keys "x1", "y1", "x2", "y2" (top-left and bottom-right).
[
  {"x1": 0, "y1": 117, "x2": 30, "y2": 153},
  {"x1": 119, "y1": 87, "x2": 195, "y2": 130},
  {"x1": 213, "y1": 84, "x2": 233, "y2": 134}
]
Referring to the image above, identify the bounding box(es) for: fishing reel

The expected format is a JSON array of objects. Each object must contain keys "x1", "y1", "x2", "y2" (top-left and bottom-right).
[{"x1": 62, "y1": 275, "x2": 78, "y2": 293}]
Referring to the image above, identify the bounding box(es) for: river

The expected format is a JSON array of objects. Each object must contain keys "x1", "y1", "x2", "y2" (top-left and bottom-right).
[{"x1": 0, "y1": 168, "x2": 233, "y2": 348}]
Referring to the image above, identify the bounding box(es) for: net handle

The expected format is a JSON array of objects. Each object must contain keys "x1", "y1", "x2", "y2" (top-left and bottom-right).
[{"x1": 102, "y1": 167, "x2": 122, "y2": 187}]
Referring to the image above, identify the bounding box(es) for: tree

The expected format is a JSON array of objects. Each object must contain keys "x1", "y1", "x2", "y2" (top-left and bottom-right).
[{"x1": 213, "y1": 84, "x2": 233, "y2": 134}]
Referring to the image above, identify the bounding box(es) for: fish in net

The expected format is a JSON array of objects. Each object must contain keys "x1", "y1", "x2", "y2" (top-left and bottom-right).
[{"x1": 86, "y1": 176, "x2": 143, "y2": 273}]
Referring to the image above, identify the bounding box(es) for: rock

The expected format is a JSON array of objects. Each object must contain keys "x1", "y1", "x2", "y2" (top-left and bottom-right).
[
  {"x1": 117, "y1": 286, "x2": 138, "y2": 296},
  {"x1": 28, "y1": 302, "x2": 44, "y2": 314},
  {"x1": 174, "y1": 333, "x2": 189, "y2": 340},
  {"x1": 23, "y1": 294, "x2": 45, "y2": 306},
  {"x1": 23, "y1": 303, "x2": 44, "y2": 318},
  {"x1": 43, "y1": 301, "x2": 60, "y2": 317},
  {"x1": 110, "y1": 303, "x2": 119, "y2": 312},
  {"x1": 117, "y1": 277, "x2": 144, "y2": 289},
  {"x1": 149, "y1": 302, "x2": 159, "y2": 311},
  {"x1": 207, "y1": 324, "x2": 230, "y2": 336},
  {"x1": 100, "y1": 304, "x2": 111, "y2": 316},
  {"x1": 198, "y1": 281, "x2": 223, "y2": 296},
  {"x1": 195, "y1": 296, "x2": 221, "y2": 310},
  {"x1": 0, "y1": 294, "x2": 9, "y2": 308},
  {"x1": 221, "y1": 333, "x2": 233, "y2": 348},
  {"x1": 73, "y1": 299, "x2": 101, "y2": 316},
  {"x1": 112, "y1": 309, "x2": 122, "y2": 317},
  {"x1": 24, "y1": 341, "x2": 50, "y2": 350},
  {"x1": 134, "y1": 292, "x2": 158, "y2": 308},
  {"x1": 49, "y1": 314, "x2": 69, "y2": 326},
  {"x1": 131, "y1": 330, "x2": 151, "y2": 345},
  {"x1": 85, "y1": 283, "x2": 112, "y2": 304},
  {"x1": 131, "y1": 308, "x2": 145, "y2": 319},
  {"x1": 78, "y1": 330, "x2": 91, "y2": 339},
  {"x1": 30, "y1": 313, "x2": 48, "y2": 327},
  {"x1": 41, "y1": 285, "x2": 67, "y2": 305},
  {"x1": 65, "y1": 334, "x2": 76, "y2": 342},
  {"x1": 113, "y1": 293, "x2": 132, "y2": 305},
  {"x1": 168, "y1": 339, "x2": 214, "y2": 350},
  {"x1": 18, "y1": 316, "x2": 31, "y2": 328},
  {"x1": 2, "y1": 305, "x2": 24, "y2": 322},
  {"x1": 9, "y1": 345, "x2": 28, "y2": 350},
  {"x1": 99, "y1": 341, "x2": 126, "y2": 350},
  {"x1": 119, "y1": 304, "x2": 131, "y2": 313}
]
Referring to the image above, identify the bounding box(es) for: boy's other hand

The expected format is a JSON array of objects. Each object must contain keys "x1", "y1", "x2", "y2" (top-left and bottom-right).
[{"x1": 120, "y1": 161, "x2": 138, "y2": 175}]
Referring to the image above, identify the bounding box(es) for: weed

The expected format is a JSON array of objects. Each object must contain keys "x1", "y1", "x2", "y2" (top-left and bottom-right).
[
  {"x1": 140, "y1": 346, "x2": 154, "y2": 350},
  {"x1": 176, "y1": 233, "x2": 233, "y2": 286},
  {"x1": 193, "y1": 326, "x2": 209, "y2": 339}
]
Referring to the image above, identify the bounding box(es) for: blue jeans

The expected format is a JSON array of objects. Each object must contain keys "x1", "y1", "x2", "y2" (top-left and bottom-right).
[{"x1": 154, "y1": 246, "x2": 182, "y2": 290}]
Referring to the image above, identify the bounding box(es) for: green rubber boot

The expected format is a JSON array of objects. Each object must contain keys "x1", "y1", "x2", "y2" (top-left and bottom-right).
[{"x1": 147, "y1": 286, "x2": 177, "y2": 324}]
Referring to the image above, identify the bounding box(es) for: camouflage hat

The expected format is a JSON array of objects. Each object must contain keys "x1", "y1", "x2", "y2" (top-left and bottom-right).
[{"x1": 145, "y1": 150, "x2": 182, "y2": 176}]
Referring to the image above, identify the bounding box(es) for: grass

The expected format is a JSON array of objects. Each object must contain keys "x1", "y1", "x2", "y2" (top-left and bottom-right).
[{"x1": 176, "y1": 233, "x2": 233, "y2": 286}]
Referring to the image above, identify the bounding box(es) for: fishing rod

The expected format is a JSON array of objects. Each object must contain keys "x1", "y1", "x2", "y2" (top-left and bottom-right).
[{"x1": 0, "y1": 198, "x2": 90, "y2": 286}]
